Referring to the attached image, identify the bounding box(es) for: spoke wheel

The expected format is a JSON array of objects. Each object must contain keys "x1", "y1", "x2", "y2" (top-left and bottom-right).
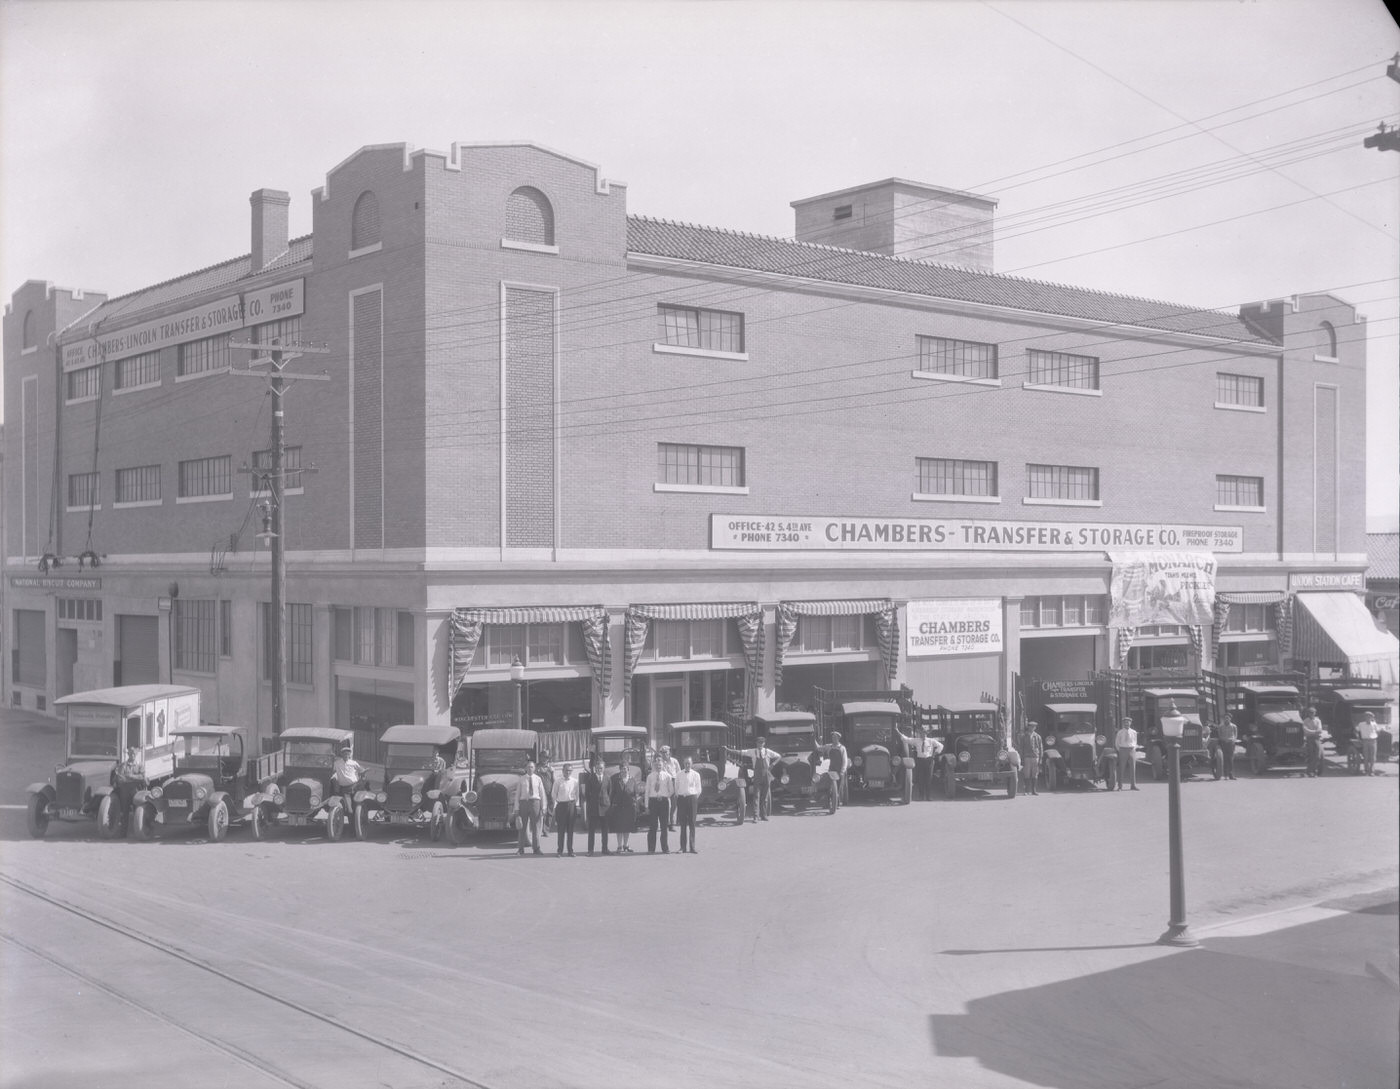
[
  {"x1": 97, "y1": 793, "x2": 124, "y2": 840},
  {"x1": 132, "y1": 803, "x2": 155, "y2": 840},
  {"x1": 327, "y1": 805, "x2": 346, "y2": 842},
  {"x1": 207, "y1": 799, "x2": 229, "y2": 842},
  {"x1": 352, "y1": 804, "x2": 367, "y2": 841},
  {"x1": 26, "y1": 795, "x2": 49, "y2": 839},
  {"x1": 429, "y1": 802, "x2": 445, "y2": 841},
  {"x1": 250, "y1": 803, "x2": 267, "y2": 841}
]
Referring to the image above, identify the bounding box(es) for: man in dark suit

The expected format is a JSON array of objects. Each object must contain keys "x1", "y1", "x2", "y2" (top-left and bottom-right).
[{"x1": 580, "y1": 754, "x2": 613, "y2": 855}]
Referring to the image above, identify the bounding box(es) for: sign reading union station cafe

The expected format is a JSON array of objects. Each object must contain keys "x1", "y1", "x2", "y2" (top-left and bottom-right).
[{"x1": 711, "y1": 515, "x2": 1243, "y2": 553}]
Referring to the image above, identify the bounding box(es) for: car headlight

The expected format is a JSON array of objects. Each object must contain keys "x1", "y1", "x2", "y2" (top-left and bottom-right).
[
  {"x1": 266, "y1": 784, "x2": 282, "y2": 802},
  {"x1": 1096, "y1": 734, "x2": 1107, "y2": 746},
  {"x1": 411, "y1": 791, "x2": 422, "y2": 805},
  {"x1": 150, "y1": 786, "x2": 163, "y2": 799},
  {"x1": 195, "y1": 786, "x2": 208, "y2": 801},
  {"x1": 997, "y1": 750, "x2": 1009, "y2": 762},
  {"x1": 1046, "y1": 735, "x2": 1057, "y2": 746},
  {"x1": 958, "y1": 751, "x2": 971, "y2": 764},
  {"x1": 852, "y1": 755, "x2": 863, "y2": 767},
  {"x1": 377, "y1": 792, "x2": 387, "y2": 804},
  {"x1": 463, "y1": 790, "x2": 478, "y2": 804}
]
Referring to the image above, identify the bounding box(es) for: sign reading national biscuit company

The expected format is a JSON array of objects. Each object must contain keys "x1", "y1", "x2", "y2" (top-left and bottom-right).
[
  {"x1": 710, "y1": 515, "x2": 1242, "y2": 553},
  {"x1": 61, "y1": 279, "x2": 305, "y2": 368}
]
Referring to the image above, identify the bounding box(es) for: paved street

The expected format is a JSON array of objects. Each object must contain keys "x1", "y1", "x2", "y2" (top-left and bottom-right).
[{"x1": 1, "y1": 705, "x2": 1396, "y2": 1089}]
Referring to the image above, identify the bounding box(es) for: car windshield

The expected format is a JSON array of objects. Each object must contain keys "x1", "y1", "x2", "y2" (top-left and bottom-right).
[
  {"x1": 385, "y1": 744, "x2": 437, "y2": 772},
  {"x1": 766, "y1": 727, "x2": 816, "y2": 754},
  {"x1": 674, "y1": 729, "x2": 727, "y2": 750},
  {"x1": 595, "y1": 736, "x2": 640, "y2": 755},
  {"x1": 1155, "y1": 696, "x2": 1199, "y2": 716},
  {"x1": 283, "y1": 740, "x2": 336, "y2": 766},
  {"x1": 1258, "y1": 699, "x2": 1300, "y2": 716},
  {"x1": 948, "y1": 713, "x2": 997, "y2": 736},
  {"x1": 476, "y1": 749, "x2": 530, "y2": 774},
  {"x1": 176, "y1": 734, "x2": 228, "y2": 768},
  {"x1": 70, "y1": 725, "x2": 119, "y2": 758},
  {"x1": 847, "y1": 717, "x2": 896, "y2": 746},
  {"x1": 1049, "y1": 714, "x2": 1097, "y2": 736}
]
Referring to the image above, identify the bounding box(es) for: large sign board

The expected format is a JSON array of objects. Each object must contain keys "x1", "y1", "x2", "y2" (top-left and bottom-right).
[
  {"x1": 10, "y1": 576, "x2": 101, "y2": 590},
  {"x1": 907, "y1": 599, "x2": 1004, "y2": 658},
  {"x1": 1108, "y1": 552, "x2": 1217, "y2": 627},
  {"x1": 710, "y1": 515, "x2": 1242, "y2": 553},
  {"x1": 1288, "y1": 571, "x2": 1364, "y2": 591},
  {"x1": 61, "y1": 279, "x2": 305, "y2": 368}
]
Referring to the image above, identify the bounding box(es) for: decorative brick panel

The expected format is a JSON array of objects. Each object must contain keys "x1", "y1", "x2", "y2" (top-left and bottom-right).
[
  {"x1": 504, "y1": 286, "x2": 555, "y2": 548},
  {"x1": 353, "y1": 288, "x2": 383, "y2": 549}
]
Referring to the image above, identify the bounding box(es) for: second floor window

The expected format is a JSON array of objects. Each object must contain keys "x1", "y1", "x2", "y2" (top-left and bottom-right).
[
  {"x1": 116, "y1": 465, "x2": 161, "y2": 504},
  {"x1": 174, "y1": 599, "x2": 218, "y2": 674},
  {"x1": 178, "y1": 455, "x2": 232, "y2": 499},
  {"x1": 658, "y1": 443, "x2": 745, "y2": 488},
  {"x1": 1217, "y1": 373, "x2": 1264, "y2": 407},
  {"x1": 262, "y1": 601, "x2": 314, "y2": 685},
  {"x1": 115, "y1": 351, "x2": 161, "y2": 390},
  {"x1": 1216, "y1": 475, "x2": 1264, "y2": 508},
  {"x1": 66, "y1": 365, "x2": 100, "y2": 401},
  {"x1": 1027, "y1": 463, "x2": 1098, "y2": 501},
  {"x1": 252, "y1": 446, "x2": 304, "y2": 493},
  {"x1": 646, "y1": 619, "x2": 737, "y2": 661},
  {"x1": 178, "y1": 335, "x2": 228, "y2": 377},
  {"x1": 67, "y1": 472, "x2": 99, "y2": 509},
  {"x1": 917, "y1": 336, "x2": 998, "y2": 379},
  {"x1": 658, "y1": 305, "x2": 744, "y2": 354},
  {"x1": 917, "y1": 457, "x2": 997, "y2": 497},
  {"x1": 1020, "y1": 595, "x2": 1108, "y2": 629},
  {"x1": 1027, "y1": 349, "x2": 1099, "y2": 390}
]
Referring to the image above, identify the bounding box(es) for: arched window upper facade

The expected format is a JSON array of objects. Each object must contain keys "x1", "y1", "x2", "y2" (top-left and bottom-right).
[
  {"x1": 505, "y1": 187, "x2": 555, "y2": 247},
  {"x1": 21, "y1": 310, "x2": 35, "y2": 350},
  {"x1": 1318, "y1": 320, "x2": 1337, "y2": 358},
  {"x1": 351, "y1": 190, "x2": 381, "y2": 250}
]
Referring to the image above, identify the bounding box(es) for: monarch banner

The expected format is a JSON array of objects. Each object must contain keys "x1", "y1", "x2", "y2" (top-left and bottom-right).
[{"x1": 1108, "y1": 551, "x2": 1217, "y2": 628}]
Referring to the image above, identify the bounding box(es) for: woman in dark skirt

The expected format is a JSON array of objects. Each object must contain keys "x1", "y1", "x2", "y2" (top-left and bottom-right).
[{"x1": 607, "y1": 757, "x2": 640, "y2": 853}]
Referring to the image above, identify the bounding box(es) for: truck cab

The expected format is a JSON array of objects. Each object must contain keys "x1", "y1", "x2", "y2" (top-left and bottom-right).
[
  {"x1": 939, "y1": 703, "x2": 1016, "y2": 800},
  {"x1": 841, "y1": 701, "x2": 913, "y2": 804},
  {"x1": 131, "y1": 725, "x2": 246, "y2": 841},
  {"x1": 1037, "y1": 703, "x2": 1113, "y2": 792},
  {"x1": 1313, "y1": 687, "x2": 1394, "y2": 770},
  {"x1": 361, "y1": 724, "x2": 465, "y2": 840},
  {"x1": 446, "y1": 728, "x2": 541, "y2": 841},
  {"x1": 751, "y1": 710, "x2": 832, "y2": 811},
  {"x1": 1237, "y1": 684, "x2": 1306, "y2": 774},
  {"x1": 1139, "y1": 688, "x2": 1220, "y2": 780},
  {"x1": 667, "y1": 720, "x2": 741, "y2": 809}
]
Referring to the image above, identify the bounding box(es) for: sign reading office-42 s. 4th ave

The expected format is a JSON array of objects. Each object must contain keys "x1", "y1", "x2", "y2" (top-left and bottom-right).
[{"x1": 711, "y1": 515, "x2": 1242, "y2": 553}]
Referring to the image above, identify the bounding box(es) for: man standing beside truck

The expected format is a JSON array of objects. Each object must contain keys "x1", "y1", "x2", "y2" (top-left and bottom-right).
[
  {"x1": 1114, "y1": 718, "x2": 1139, "y2": 791},
  {"x1": 1216, "y1": 713, "x2": 1239, "y2": 780}
]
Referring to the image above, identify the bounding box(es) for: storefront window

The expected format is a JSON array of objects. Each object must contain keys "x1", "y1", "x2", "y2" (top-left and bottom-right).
[
  {"x1": 1126, "y1": 644, "x2": 1193, "y2": 671},
  {"x1": 1224, "y1": 604, "x2": 1269, "y2": 632}
]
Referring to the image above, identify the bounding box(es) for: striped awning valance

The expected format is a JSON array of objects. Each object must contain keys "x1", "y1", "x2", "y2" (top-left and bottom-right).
[
  {"x1": 623, "y1": 603, "x2": 764, "y2": 713},
  {"x1": 1217, "y1": 591, "x2": 1287, "y2": 605},
  {"x1": 627, "y1": 602, "x2": 763, "y2": 621},
  {"x1": 449, "y1": 606, "x2": 610, "y2": 701},
  {"x1": 774, "y1": 599, "x2": 900, "y2": 689}
]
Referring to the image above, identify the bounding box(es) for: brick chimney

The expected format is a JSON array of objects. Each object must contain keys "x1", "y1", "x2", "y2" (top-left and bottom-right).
[{"x1": 250, "y1": 189, "x2": 291, "y2": 273}]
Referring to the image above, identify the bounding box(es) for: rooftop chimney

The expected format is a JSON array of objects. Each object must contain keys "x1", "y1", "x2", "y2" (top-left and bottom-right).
[
  {"x1": 792, "y1": 179, "x2": 997, "y2": 272},
  {"x1": 250, "y1": 189, "x2": 291, "y2": 273}
]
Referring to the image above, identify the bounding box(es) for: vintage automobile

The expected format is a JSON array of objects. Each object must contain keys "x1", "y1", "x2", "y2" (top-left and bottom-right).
[
  {"x1": 667, "y1": 720, "x2": 744, "y2": 814},
  {"x1": 358, "y1": 724, "x2": 466, "y2": 839},
  {"x1": 445, "y1": 728, "x2": 540, "y2": 843},
  {"x1": 130, "y1": 725, "x2": 247, "y2": 841},
  {"x1": 1037, "y1": 703, "x2": 1115, "y2": 791},
  {"x1": 244, "y1": 727, "x2": 362, "y2": 841},
  {"x1": 940, "y1": 702, "x2": 1017, "y2": 800},
  {"x1": 1138, "y1": 688, "x2": 1221, "y2": 781},
  {"x1": 27, "y1": 685, "x2": 198, "y2": 839},
  {"x1": 751, "y1": 710, "x2": 835, "y2": 814},
  {"x1": 1313, "y1": 686, "x2": 1395, "y2": 771},
  {"x1": 1236, "y1": 683, "x2": 1308, "y2": 774},
  {"x1": 841, "y1": 701, "x2": 914, "y2": 804}
]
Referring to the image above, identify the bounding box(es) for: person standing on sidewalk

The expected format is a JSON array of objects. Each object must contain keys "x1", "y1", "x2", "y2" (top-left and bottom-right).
[
  {"x1": 515, "y1": 761, "x2": 546, "y2": 856},
  {"x1": 552, "y1": 763, "x2": 579, "y2": 857},
  {"x1": 1216, "y1": 712, "x2": 1239, "y2": 780},
  {"x1": 580, "y1": 755, "x2": 612, "y2": 855},
  {"x1": 1302, "y1": 706, "x2": 1325, "y2": 776},
  {"x1": 828, "y1": 731, "x2": 849, "y2": 807},
  {"x1": 674, "y1": 755, "x2": 702, "y2": 853},
  {"x1": 1016, "y1": 722, "x2": 1043, "y2": 795},
  {"x1": 1114, "y1": 718, "x2": 1139, "y2": 791},
  {"x1": 644, "y1": 755, "x2": 674, "y2": 854},
  {"x1": 659, "y1": 745, "x2": 681, "y2": 830},
  {"x1": 751, "y1": 736, "x2": 777, "y2": 820},
  {"x1": 1354, "y1": 711, "x2": 1380, "y2": 776}
]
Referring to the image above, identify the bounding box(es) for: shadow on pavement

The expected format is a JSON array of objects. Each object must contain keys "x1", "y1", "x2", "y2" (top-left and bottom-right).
[{"x1": 928, "y1": 903, "x2": 1399, "y2": 1089}]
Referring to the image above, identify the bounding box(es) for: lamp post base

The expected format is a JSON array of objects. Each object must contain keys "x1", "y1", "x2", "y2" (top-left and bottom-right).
[{"x1": 1157, "y1": 923, "x2": 1200, "y2": 948}]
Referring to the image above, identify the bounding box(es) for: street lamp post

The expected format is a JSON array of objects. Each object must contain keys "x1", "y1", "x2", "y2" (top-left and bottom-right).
[
  {"x1": 510, "y1": 656, "x2": 525, "y2": 732},
  {"x1": 1158, "y1": 702, "x2": 1199, "y2": 947}
]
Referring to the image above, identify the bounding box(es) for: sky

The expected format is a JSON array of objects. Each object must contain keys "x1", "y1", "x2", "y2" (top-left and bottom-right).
[{"x1": 2, "y1": 0, "x2": 1398, "y2": 528}]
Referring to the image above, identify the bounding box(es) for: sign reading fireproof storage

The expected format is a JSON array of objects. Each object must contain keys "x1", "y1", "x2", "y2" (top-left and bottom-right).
[
  {"x1": 710, "y1": 515, "x2": 1242, "y2": 553},
  {"x1": 907, "y1": 599, "x2": 1004, "y2": 658}
]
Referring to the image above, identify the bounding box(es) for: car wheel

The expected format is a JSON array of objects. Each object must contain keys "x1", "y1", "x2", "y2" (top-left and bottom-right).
[
  {"x1": 327, "y1": 805, "x2": 346, "y2": 842},
  {"x1": 26, "y1": 795, "x2": 49, "y2": 839},
  {"x1": 131, "y1": 802, "x2": 155, "y2": 840},
  {"x1": 207, "y1": 799, "x2": 229, "y2": 842},
  {"x1": 1212, "y1": 748, "x2": 1224, "y2": 780},
  {"x1": 1149, "y1": 747, "x2": 1165, "y2": 782},
  {"x1": 901, "y1": 770, "x2": 913, "y2": 805},
  {"x1": 429, "y1": 802, "x2": 445, "y2": 841},
  {"x1": 1045, "y1": 763, "x2": 1058, "y2": 793},
  {"x1": 1249, "y1": 744, "x2": 1266, "y2": 776},
  {"x1": 446, "y1": 807, "x2": 466, "y2": 846},
  {"x1": 352, "y1": 804, "x2": 367, "y2": 841},
  {"x1": 250, "y1": 803, "x2": 267, "y2": 841},
  {"x1": 1103, "y1": 760, "x2": 1117, "y2": 792},
  {"x1": 944, "y1": 765, "x2": 957, "y2": 799},
  {"x1": 96, "y1": 793, "x2": 123, "y2": 840},
  {"x1": 1007, "y1": 772, "x2": 1017, "y2": 799}
]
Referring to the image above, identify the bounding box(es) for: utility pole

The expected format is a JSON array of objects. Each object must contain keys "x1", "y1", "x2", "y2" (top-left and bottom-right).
[
  {"x1": 229, "y1": 336, "x2": 329, "y2": 738},
  {"x1": 1362, "y1": 54, "x2": 1400, "y2": 153}
]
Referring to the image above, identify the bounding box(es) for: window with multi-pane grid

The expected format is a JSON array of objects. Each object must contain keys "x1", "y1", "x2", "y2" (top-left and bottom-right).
[
  {"x1": 115, "y1": 465, "x2": 161, "y2": 504},
  {"x1": 115, "y1": 351, "x2": 160, "y2": 390},
  {"x1": 178, "y1": 335, "x2": 229, "y2": 377},
  {"x1": 66, "y1": 365, "x2": 100, "y2": 402},
  {"x1": 658, "y1": 305, "x2": 744, "y2": 353},
  {"x1": 792, "y1": 615, "x2": 871, "y2": 653},
  {"x1": 917, "y1": 336, "x2": 998, "y2": 379},
  {"x1": 1019, "y1": 596, "x2": 1109, "y2": 629},
  {"x1": 174, "y1": 599, "x2": 217, "y2": 674},
  {"x1": 67, "y1": 472, "x2": 99, "y2": 509},
  {"x1": 1216, "y1": 475, "x2": 1264, "y2": 508},
  {"x1": 1224, "y1": 603, "x2": 1269, "y2": 632},
  {"x1": 1026, "y1": 464, "x2": 1098, "y2": 500},
  {"x1": 646, "y1": 619, "x2": 733, "y2": 661},
  {"x1": 252, "y1": 446, "x2": 304, "y2": 493},
  {"x1": 178, "y1": 456, "x2": 231, "y2": 499},
  {"x1": 262, "y1": 602, "x2": 314, "y2": 685},
  {"x1": 254, "y1": 317, "x2": 303, "y2": 349},
  {"x1": 916, "y1": 457, "x2": 997, "y2": 497},
  {"x1": 57, "y1": 598, "x2": 102, "y2": 622},
  {"x1": 1216, "y1": 373, "x2": 1264, "y2": 408},
  {"x1": 658, "y1": 443, "x2": 745, "y2": 488},
  {"x1": 1027, "y1": 349, "x2": 1099, "y2": 389}
]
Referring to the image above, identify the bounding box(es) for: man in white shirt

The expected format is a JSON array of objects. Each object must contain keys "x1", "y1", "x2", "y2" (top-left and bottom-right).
[
  {"x1": 331, "y1": 744, "x2": 365, "y2": 815},
  {"x1": 674, "y1": 755, "x2": 703, "y2": 854},
  {"x1": 1354, "y1": 711, "x2": 1380, "y2": 776},
  {"x1": 551, "y1": 763, "x2": 579, "y2": 857},
  {"x1": 660, "y1": 745, "x2": 681, "y2": 829},
  {"x1": 1301, "y1": 706, "x2": 1325, "y2": 777},
  {"x1": 1114, "y1": 718, "x2": 1139, "y2": 791},
  {"x1": 515, "y1": 760, "x2": 546, "y2": 856},
  {"x1": 644, "y1": 755, "x2": 675, "y2": 854}
]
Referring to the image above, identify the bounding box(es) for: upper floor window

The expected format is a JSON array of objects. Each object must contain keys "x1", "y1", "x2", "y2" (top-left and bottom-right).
[
  {"x1": 1316, "y1": 320, "x2": 1338, "y2": 361},
  {"x1": 792, "y1": 614, "x2": 874, "y2": 653},
  {"x1": 504, "y1": 186, "x2": 555, "y2": 247},
  {"x1": 658, "y1": 304, "x2": 745, "y2": 355},
  {"x1": 1216, "y1": 372, "x2": 1264, "y2": 409},
  {"x1": 65, "y1": 365, "x2": 100, "y2": 402},
  {"x1": 1223, "y1": 603, "x2": 1270, "y2": 633},
  {"x1": 177, "y1": 335, "x2": 228, "y2": 378},
  {"x1": 333, "y1": 606, "x2": 415, "y2": 668},
  {"x1": 261, "y1": 601, "x2": 314, "y2": 685},
  {"x1": 22, "y1": 310, "x2": 35, "y2": 350},
  {"x1": 916, "y1": 457, "x2": 998, "y2": 497},
  {"x1": 178, "y1": 455, "x2": 232, "y2": 500},
  {"x1": 1020, "y1": 595, "x2": 1108, "y2": 629},
  {"x1": 174, "y1": 599, "x2": 218, "y2": 674},
  {"x1": 115, "y1": 351, "x2": 160, "y2": 390},
  {"x1": 57, "y1": 597, "x2": 103, "y2": 622},
  {"x1": 254, "y1": 316, "x2": 302, "y2": 348},
  {"x1": 658, "y1": 442, "x2": 745, "y2": 489},
  {"x1": 645, "y1": 619, "x2": 738, "y2": 661},
  {"x1": 462, "y1": 621, "x2": 584, "y2": 670},
  {"x1": 917, "y1": 336, "x2": 998, "y2": 380},
  {"x1": 1026, "y1": 463, "x2": 1099, "y2": 501},
  {"x1": 115, "y1": 465, "x2": 161, "y2": 505},
  {"x1": 351, "y1": 190, "x2": 381, "y2": 250},
  {"x1": 252, "y1": 445, "x2": 304, "y2": 493},
  {"x1": 67, "y1": 472, "x2": 99, "y2": 510},
  {"x1": 1216, "y1": 474, "x2": 1264, "y2": 510},
  {"x1": 1027, "y1": 349, "x2": 1099, "y2": 390}
]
